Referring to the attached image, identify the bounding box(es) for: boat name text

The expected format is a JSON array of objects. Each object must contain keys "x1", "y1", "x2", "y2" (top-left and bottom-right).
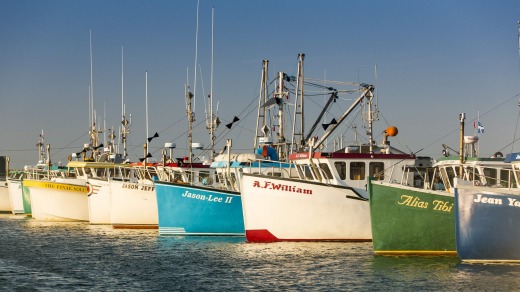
[
  {"x1": 398, "y1": 195, "x2": 453, "y2": 212},
  {"x1": 473, "y1": 194, "x2": 520, "y2": 207},
  {"x1": 122, "y1": 183, "x2": 155, "y2": 192},
  {"x1": 44, "y1": 183, "x2": 87, "y2": 193},
  {"x1": 181, "y1": 190, "x2": 234, "y2": 204},
  {"x1": 252, "y1": 181, "x2": 312, "y2": 194}
]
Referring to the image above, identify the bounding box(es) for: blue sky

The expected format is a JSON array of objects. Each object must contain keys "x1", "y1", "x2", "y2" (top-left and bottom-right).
[{"x1": 1, "y1": 0, "x2": 520, "y2": 168}]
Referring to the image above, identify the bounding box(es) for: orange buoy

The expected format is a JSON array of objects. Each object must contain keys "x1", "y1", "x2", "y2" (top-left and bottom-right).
[{"x1": 385, "y1": 126, "x2": 398, "y2": 137}]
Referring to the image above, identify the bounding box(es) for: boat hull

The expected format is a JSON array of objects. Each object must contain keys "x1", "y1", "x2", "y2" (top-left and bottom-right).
[
  {"x1": 22, "y1": 183, "x2": 32, "y2": 216},
  {"x1": 240, "y1": 174, "x2": 372, "y2": 242},
  {"x1": 23, "y1": 179, "x2": 89, "y2": 222},
  {"x1": 155, "y1": 182, "x2": 243, "y2": 236},
  {"x1": 110, "y1": 179, "x2": 157, "y2": 228},
  {"x1": 87, "y1": 178, "x2": 112, "y2": 224},
  {"x1": 369, "y1": 179, "x2": 456, "y2": 255},
  {"x1": 455, "y1": 186, "x2": 520, "y2": 262},
  {"x1": 7, "y1": 179, "x2": 24, "y2": 214},
  {"x1": 0, "y1": 181, "x2": 11, "y2": 213}
]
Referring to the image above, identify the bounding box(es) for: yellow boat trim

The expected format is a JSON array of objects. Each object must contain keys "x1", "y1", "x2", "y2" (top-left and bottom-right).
[
  {"x1": 375, "y1": 250, "x2": 457, "y2": 256},
  {"x1": 23, "y1": 180, "x2": 87, "y2": 193},
  {"x1": 66, "y1": 161, "x2": 129, "y2": 168},
  {"x1": 463, "y1": 259, "x2": 520, "y2": 264}
]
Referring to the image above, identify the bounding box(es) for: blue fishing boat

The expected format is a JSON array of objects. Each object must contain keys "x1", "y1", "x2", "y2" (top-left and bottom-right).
[
  {"x1": 155, "y1": 179, "x2": 243, "y2": 236},
  {"x1": 155, "y1": 152, "x2": 293, "y2": 236},
  {"x1": 454, "y1": 152, "x2": 520, "y2": 263}
]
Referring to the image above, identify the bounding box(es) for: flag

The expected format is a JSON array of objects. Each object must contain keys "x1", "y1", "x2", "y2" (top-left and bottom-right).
[{"x1": 477, "y1": 121, "x2": 484, "y2": 134}]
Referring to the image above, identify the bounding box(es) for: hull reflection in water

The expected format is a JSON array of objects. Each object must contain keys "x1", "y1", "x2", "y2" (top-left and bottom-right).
[{"x1": 0, "y1": 214, "x2": 519, "y2": 290}]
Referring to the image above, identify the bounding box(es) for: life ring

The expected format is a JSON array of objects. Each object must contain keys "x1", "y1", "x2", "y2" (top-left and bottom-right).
[{"x1": 86, "y1": 183, "x2": 93, "y2": 195}]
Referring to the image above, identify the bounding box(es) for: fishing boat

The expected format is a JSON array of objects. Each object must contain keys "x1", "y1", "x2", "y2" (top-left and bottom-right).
[
  {"x1": 0, "y1": 156, "x2": 11, "y2": 213},
  {"x1": 108, "y1": 158, "x2": 213, "y2": 229},
  {"x1": 368, "y1": 113, "x2": 509, "y2": 255},
  {"x1": 240, "y1": 55, "x2": 417, "y2": 242},
  {"x1": 24, "y1": 150, "x2": 127, "y2": 222},
  {"x1": 7, "y1": 131, "x2": 51, "y2": 216},
  {"x1": 86, "y1": 47, "x2": 133, "y2": 225},
  {"x1": 155, "y1": 56, "x2": 297, "y2": 236},
  {"x1": 454, "y1": 152, "x2": 520, "y2": 262},
  {"x1": 24, "y1": 115, "x2": 127, "y2": 223},
  {"x1": 7, "y1": 170, "x2": 24, "y2": 214},
  {"x1": 155, "y1": 146, "x2": 295, "y2": 236}
]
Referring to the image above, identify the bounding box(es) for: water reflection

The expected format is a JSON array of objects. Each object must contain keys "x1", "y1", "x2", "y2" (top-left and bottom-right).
[{"x1": 1, "y1": 214, "x2": 520, "y2": 290}]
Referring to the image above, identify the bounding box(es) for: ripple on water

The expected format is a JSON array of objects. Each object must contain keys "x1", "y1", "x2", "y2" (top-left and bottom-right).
[{"x1": 1, "y1": 214, "x2": 520, "y2": 290}]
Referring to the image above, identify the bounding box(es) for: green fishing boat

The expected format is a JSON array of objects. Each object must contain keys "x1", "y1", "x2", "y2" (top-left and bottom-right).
[{"x1": 368, "y1": 113, "x2": 513, "y2": 255}]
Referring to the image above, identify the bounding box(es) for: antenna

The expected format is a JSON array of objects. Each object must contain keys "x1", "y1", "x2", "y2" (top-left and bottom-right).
[
  {"x1": 512, "y1": 98, "x2": 520, "y2": 154},
  {"x1": 103, "y1": 102, "x2": 106, "y2": 147},
  {"x1": 89, "y1": 30, "x2": 94, "y2": 133},
  {"x1": 193, "y1": 0, "x2": 200, "y2": 113},
  {"x1": 145, "y1": 70, "x2": 149, "y2": 164},
  {"x1": 209, "y1": 5, "x2": 215, "y2": 160},
  {"x1": 121, "y1": 46, "x2": 127, "y2": 159}
]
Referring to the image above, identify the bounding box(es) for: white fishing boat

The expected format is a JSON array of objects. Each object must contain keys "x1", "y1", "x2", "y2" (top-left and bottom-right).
[
  {"x1": 0, "y1": 156, "x2": 11, "y2": 213},
  {"x1": 24, "y1": 170, "x2": 89, "y2": 221},
  {"x1": 240, "y1": 61, "x2": 417, "y2": 242},
  {"x1": 109, "y1": 160, "x2": 213, "y2": 228},
  {"x1": 7, "y1": 171, "x2": 24, "y2": 214},
  {"x1": 24, "y1": 156, "x2": 127, "y2": 222}
]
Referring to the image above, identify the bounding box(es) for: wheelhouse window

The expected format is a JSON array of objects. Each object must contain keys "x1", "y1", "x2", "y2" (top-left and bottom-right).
[
  {"x1": 298, "y1": 165, "x2": 314, "y2": 180},
  {"x1": 267, "y1": 172, "x2": 282, "y2": 177},
  {"x1": 199, "y1": 171, "x2": 210, "y2": 183},
  {"x1": 466, "y1": 166, "x2": 478, "y2": 182},
  {"x1": 440, "y1": 166, "x2": 458, "y2": 189},
  {"x1": 185, "y1": 171, "x2": 193, "y2": 182},
  {"x1": 482, "y1": 167, "x2": 497, "y2": 186},
  {"x1": 334, "y1": 162, "x2": 346, "y2": 180},
  {"x1": 319, "y1": 163, "x2": 333, "y2": 180},
  {"x1": 500, "y1": 169, "x2": 516, "y2": 188},
  {"x1": 350, "y1": 162, "x2": 365, "y2": 180},
  {"x1": 369, "y1": 162, "x2": 384, "y2": 180}
]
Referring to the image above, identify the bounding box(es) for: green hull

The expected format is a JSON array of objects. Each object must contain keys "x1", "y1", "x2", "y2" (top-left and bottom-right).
[
  {"x1": 368, "y1": 178, "x2": 456, "y2": 255},
  {"x1": 22, "y1": 183, "x2": 32, "y2": 216}
]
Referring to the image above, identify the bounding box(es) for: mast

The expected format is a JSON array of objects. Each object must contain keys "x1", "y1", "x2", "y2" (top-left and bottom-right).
[
  {"x1": 254, "y1": 60, "x2": 270, "y2": 150},
  {"x1": 367, "y1": 87, "x2": 374, "y2": 153},
  {"x1": 275, "y1": 71, "x2": 286, "y2": 159},
  {"x1": 121, "y1": 46, "x2": 130, "y2": 160},
  {"x1": 145, "y1": 71, "x2": 149, "y2": 164},
  {"x1": 193, "y1": 0, "x2": 199, "y2": 115},
  {"x1": 209, "y1": 5, "x2": 215, "y2": 160},
  {"x1": 291, "y1": 53, "x2": 305, "y2": 153},
  {"x1": 89, "y1": 30, "x2": 94, "y2": 135},
  {"x1": 459, "y1": 113, "x2": 465, "y2": 177},
  {"x1": 186, "y1": 86, "x2": 195, "y2": 165},
  {"x1": 37, "y1": 130, "x2": 46, "y2": 164}
]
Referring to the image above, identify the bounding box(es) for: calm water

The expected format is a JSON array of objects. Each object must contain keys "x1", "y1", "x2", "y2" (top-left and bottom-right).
[{"x1": 0, "y1": 214, "x2": 519, "y2": 291}]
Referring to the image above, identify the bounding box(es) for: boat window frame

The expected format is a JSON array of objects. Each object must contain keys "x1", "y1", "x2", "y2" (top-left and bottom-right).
[
  {"x1": 350, "y1": 162, "x2": 366, "y2": 181},
  {"x1": 334, "y1": 161, "x2": 346, "y2": 180}
]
